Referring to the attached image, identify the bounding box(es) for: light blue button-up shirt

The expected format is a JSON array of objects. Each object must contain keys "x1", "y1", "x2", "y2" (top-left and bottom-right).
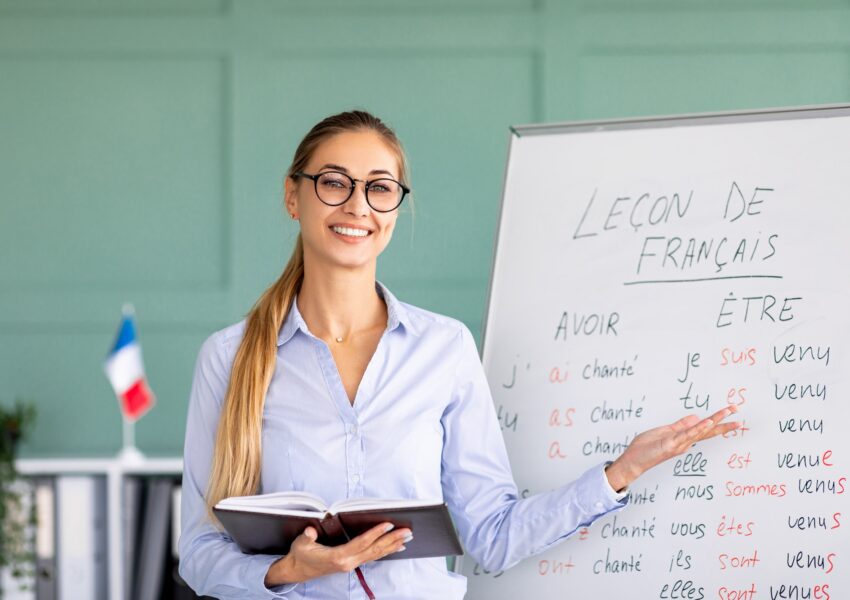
[{"x1": 178, "y1": 282, "x2": 629, "y2": 599}]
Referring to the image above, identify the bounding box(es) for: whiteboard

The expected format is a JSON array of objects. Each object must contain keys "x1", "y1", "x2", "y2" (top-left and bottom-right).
[{"x1": 461, "y1": 106, "x2": 850, "y2": 600}]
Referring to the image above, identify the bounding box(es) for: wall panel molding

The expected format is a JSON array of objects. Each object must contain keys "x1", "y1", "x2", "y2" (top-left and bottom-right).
[
  {"x1": 0, "y1": 0, "x2": 229, "y2": 17},
  {"x1": 2, "y1": 0, "x2": 847, "y2": 456}
]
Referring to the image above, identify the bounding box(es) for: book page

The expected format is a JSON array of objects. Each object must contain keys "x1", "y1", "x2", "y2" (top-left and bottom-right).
[
  {"x1": 216, "y1": 490, "x2": 328, "y2": 513},
  {"x1": 330, "y1": 497, "x2": 443, "y2": 514}
]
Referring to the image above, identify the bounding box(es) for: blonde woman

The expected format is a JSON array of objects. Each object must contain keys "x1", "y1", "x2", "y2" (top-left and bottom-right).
[{"x1": 178, "y1": 110, "x2": 739, "y2": 599}]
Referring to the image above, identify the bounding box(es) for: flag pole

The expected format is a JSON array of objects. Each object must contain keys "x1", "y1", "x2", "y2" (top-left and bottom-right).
[{"x1": 119, "y1": 416, "x2": 145, "y2": 464}]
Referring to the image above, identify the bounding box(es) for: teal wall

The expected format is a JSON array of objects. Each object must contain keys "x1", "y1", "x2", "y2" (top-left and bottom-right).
[{"x1": 2, "y1": 0, "x2": 847, "y2": 457}]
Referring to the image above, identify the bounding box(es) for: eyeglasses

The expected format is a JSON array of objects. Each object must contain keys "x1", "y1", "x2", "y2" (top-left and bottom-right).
[{"x1": 294, "y1": 170, "x2": 410, "y2": 213}]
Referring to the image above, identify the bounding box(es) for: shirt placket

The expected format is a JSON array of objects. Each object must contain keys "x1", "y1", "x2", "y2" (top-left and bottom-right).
[
  {"x1": 346, "y1": 419, "x2": 364, "y2": 497},
  {"x1": 341, "y1": 369, "x2": 367, "y2": 598}
]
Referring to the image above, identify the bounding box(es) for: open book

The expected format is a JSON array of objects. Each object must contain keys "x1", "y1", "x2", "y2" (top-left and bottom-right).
[{"x1": 213, "y1": 491, "x2": 463, "y2": 561}]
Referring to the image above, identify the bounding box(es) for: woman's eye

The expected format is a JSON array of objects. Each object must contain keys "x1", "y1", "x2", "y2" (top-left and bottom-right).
[{"x1": 320, "y1": 177, "x2": 348, "y2": 189}]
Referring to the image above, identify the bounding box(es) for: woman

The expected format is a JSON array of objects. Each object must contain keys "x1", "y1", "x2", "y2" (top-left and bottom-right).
[{"x1": 178, "y1": 110, "x2": 739, "y2": 599}]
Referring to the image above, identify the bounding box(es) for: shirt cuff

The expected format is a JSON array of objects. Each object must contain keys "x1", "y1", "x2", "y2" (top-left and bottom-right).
[
  {"x1": 602, "y1": 461, "x2": 630, "y2": 503},
  {"x1": 246, "y1": 553, "x2": 300, "y2": 598}
]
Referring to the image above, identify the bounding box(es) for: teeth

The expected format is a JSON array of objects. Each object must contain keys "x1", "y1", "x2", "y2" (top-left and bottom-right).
[{"x1": 332, "y1": 226, "x2": 370, "y2": 237}]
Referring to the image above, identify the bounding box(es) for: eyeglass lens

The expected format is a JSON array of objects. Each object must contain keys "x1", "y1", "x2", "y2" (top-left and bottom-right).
[{"x1": 315, "y1": 172, "x2": 403, "y2": 212}]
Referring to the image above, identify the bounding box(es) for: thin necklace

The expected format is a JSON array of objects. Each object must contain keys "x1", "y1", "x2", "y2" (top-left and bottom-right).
[{"x1": 332, "y1": 320, "x2": 384, "y2": 344}]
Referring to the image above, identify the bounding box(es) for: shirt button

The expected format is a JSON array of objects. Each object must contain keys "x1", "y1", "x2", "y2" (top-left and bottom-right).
[
  {"x1": 349, "y1": 424, "x2": 359, "y2": 435},
  {"x1": 595, "y1": 502, "x2": 604, "y2": 510},
  {"x1": 352, "y1": 474, "x2": 360, "y2": 483}
]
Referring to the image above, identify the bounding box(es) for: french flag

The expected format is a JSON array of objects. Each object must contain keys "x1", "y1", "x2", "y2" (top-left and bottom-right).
[{"x1": 103, "y1": 306, "x2": 156, "y2": 422}]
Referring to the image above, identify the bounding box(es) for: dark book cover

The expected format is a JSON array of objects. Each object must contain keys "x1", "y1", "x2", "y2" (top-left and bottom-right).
[{"x1": 213, "y1": 503, "x2": 463, "y2": 561}]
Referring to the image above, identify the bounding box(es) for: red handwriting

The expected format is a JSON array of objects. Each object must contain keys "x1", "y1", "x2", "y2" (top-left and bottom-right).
[
  {"x1": 717, "y1": 583, "x2": 757, "y2": 600},
  {"x1": 725, "y1": 481, "x2": 787, "y2": 498},
  {"x1": 727, "y1": 452, "x2": 752, "y2": 469},
  {"x1": 726, "y1": 387, "x2": 747, "y2": 406},
  {"x1": 716, "y1": 515, "x2": 754, "y2": 537},
  {"x1": 723, "y1": 420, "x2": 751, "y2": 438},
  {"x1": 537, "y1": 558, "x2": 575, "y2": 576},
  {"x1": 549, "y1": 366, "x2": 569, "y2": 383},
  {"x1": 549, "y1": 408, "x2": 575, "y2": 427},
  {"x1": 548, "y1": 441, "x2": 567, "y2": 460},
  {"x1": 720, "y1": 347, "x2": 757, "y2": 366},
  {"x1": 718, "y1": 550, "x2": 760, "y2": 569}
]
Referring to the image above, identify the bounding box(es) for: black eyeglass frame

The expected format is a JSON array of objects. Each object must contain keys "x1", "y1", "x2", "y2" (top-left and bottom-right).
[{"x1": 293, "y1": 170, "x2": 410, "y2": 213}]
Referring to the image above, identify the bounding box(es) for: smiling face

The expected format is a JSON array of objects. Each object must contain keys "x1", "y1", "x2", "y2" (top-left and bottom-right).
[{"x1": 284, "y1": 129, "x2": 402, "y2": 273}]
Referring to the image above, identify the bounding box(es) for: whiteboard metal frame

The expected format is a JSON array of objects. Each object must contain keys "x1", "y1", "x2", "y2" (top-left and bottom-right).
[
  {"x1": 479, "y1": 102, "x2": 850, "y2": 354},
  {"x1": 510, "y1": 102, "x2": 850, "y2": 137}
]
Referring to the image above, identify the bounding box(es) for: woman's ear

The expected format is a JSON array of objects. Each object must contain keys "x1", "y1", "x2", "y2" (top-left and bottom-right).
[{"x1": 283, "y1": 176, "x2": 299, "y2": 220}]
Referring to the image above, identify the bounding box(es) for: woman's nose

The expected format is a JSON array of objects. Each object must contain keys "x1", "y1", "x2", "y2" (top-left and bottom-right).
[{"x1": 344, "y1": 182, "x2": 371, "y2": 216}]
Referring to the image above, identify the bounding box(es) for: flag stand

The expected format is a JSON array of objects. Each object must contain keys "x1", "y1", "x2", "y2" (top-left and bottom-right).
[
  {"x1": 117, "y1": 417, "x2": 145, "y2": 464},
  {"x1": 106, "y1": 302, "x2": 154, "y2": 465}
]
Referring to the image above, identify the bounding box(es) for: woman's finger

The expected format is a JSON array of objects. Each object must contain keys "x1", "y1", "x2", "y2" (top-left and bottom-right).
[
  {"x1": 323, "y1": 525, "x2": 394, "y2": 573},
  {"x1": 668, "y1": 413, "x2": 702, "y2": 432},
  {"x1": 343, "y1": 522, "x2": 398, "y2": 555},
  {"x1": 668, "y1": 414, "x2": 720, "y2": 450},
  {"x1": 673, "y1": 416, "x2": 715, "y2": 449},
  {"x1": 349, "y1": 528, "x2": 411, "y2": 565},
  {"x1": 695, "y1": 406, "x2": 740, "y2": 440},
  {"x1": 710, "y1": 404, "x2": 739, "y2": 423},
  {"x1": 697, "y1": 420, "x2": 742, "y2": 442},
  {"x1": 670, "y1": 406, "x2": 740, "y2": 449}
]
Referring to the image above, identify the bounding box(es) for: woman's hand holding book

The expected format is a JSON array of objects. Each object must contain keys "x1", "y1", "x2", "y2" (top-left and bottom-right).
[{"x1": 264, "y1": 522, "x2": 412, "y2": 586}]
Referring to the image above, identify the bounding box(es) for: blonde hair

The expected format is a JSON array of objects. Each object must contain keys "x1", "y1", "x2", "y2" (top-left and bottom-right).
[{"x1": 205, "y1": 110, "x2": 409, "y2": 520}]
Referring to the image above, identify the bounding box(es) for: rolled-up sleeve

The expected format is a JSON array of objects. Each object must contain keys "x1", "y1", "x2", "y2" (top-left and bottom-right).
[
  {"x1": 440, "y1": 324, "x2": 629, "y2": 573},
  {"x1": 178, "y1": 331, "x2": 298, "y2": 599}
]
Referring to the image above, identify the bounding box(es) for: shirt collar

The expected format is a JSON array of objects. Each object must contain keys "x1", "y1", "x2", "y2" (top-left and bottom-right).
[
  {"x1": 276, "y1": 294, "x2": 308, "y2": 347},
  {"x1": 377, "y1": 280, "x2": 408, "y2": 335},
  {"x1": 276, "y1": 280, "x2": 417, "y2": 347}
]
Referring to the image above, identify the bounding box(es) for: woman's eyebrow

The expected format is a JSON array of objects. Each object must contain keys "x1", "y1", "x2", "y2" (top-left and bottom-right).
[
  {"x1": 318, "y1": 163, "x2": 349, "y2": 172},
  {"x1": 318, "y1": 163, "x2": 396, "y2": 178}
]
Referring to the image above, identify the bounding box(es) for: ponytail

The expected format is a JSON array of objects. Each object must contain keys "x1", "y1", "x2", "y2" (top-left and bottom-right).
[{"x1": 204, "y1": 235, "x2": 304, "y2": 520}]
